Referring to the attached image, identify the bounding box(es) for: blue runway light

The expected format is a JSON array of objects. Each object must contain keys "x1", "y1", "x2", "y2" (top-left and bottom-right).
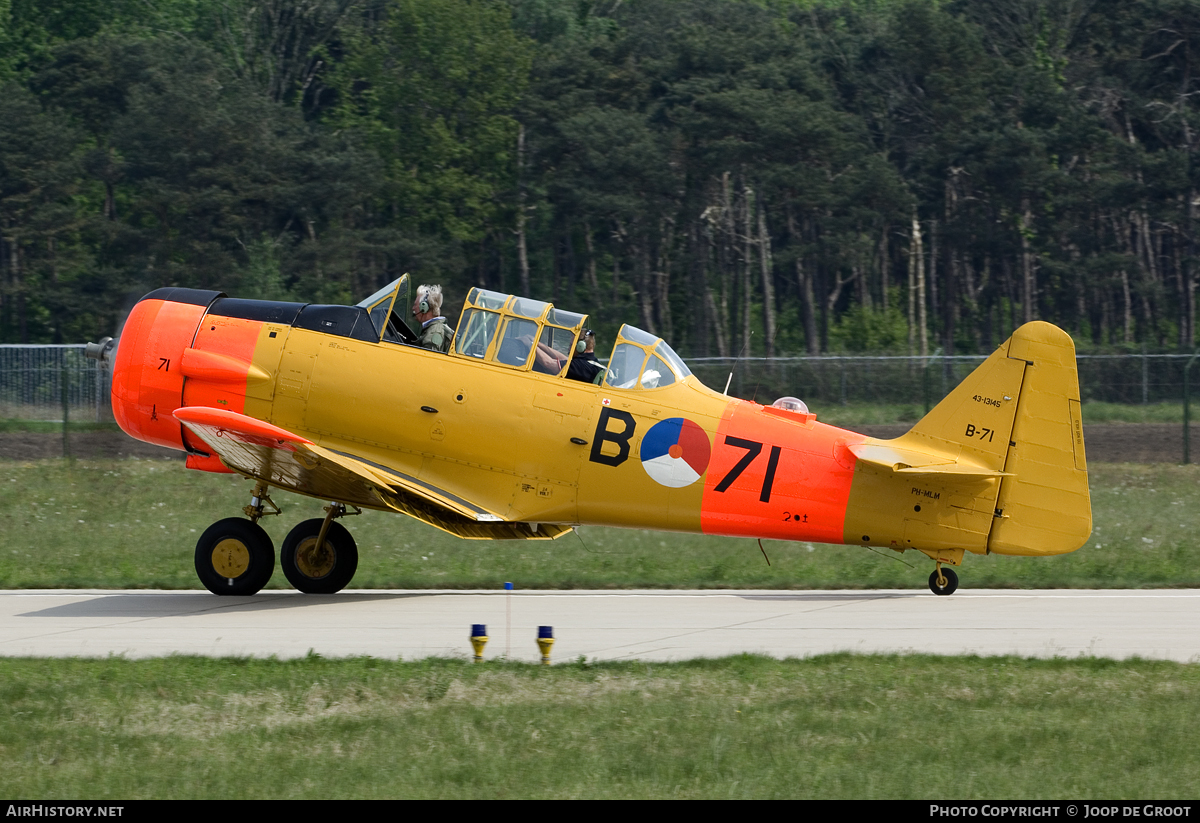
[
  {"x1": 470, "y1": 624, "x2": 488, "y2": 661},
  {"x1": 537, "y1": 625, "x2": 554, "y2": 665}
]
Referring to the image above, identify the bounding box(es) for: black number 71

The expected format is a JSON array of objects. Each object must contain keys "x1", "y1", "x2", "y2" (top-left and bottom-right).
[{"x1": 713, "y1": 436, "x2": 782, "y2": 502}]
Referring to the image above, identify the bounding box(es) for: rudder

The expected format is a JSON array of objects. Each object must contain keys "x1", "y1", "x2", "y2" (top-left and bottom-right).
[{"x1": 987, "y1": 321, "x2": 1091, "y2": 556}]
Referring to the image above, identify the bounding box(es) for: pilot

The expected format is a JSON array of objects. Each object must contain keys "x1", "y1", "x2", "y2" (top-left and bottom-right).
[
  {"x1": 412, "y1": 284, "x2": 454, "y2": 353},
  {"x1": 566, "y1": 329, "x2": 605, "y2": 384}
]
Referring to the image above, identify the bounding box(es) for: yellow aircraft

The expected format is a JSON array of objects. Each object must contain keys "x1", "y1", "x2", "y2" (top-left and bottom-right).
[{"x1": 92, "y1": 274, "x2": 1091, "y2": 596}]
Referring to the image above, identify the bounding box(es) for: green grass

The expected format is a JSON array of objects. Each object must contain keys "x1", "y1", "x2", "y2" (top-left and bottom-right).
[
  {"x1": 0, "y1": 458, "x2": 1198, "y2": 590},
  {"x1": 0, "y1": 654, "x2": 1196, "y2": 799}
]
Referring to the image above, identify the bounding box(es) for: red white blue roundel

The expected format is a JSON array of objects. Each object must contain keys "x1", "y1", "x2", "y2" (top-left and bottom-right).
[{"x1": 640, "y1": 418, "x2": 711, "y2": 488}]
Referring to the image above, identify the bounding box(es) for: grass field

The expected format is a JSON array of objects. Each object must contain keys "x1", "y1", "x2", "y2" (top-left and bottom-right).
[
  {"x1": 2, "y1": 456, "x2": 1198, "y2": 800},
  {"x1": 1, "y1": 654, "x2": 1197, "y2": 799},
  {"x1": 0, "y1": 458, "x2": 1196, "y2": 591}
]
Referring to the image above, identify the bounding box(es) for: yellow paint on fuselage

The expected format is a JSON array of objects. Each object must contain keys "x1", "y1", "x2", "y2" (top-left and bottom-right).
[
  {"x1": 256, "y1": 327, "x2": 731, "y2": 530},
  {"x1": 222, "y1": 309, "x2": 1089, "y2": 563}
]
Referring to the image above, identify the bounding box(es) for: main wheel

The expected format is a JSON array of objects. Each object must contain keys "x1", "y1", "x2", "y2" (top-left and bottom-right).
[
  {"x1": 928, "y1": 567, "x2": 959, "y2": 596},
  {"x1": 281, "y1": 519, "x2": 358, "y2": 594},
  {"x1": 195, "y1": 518, "x2": 275, "y2": 596}
]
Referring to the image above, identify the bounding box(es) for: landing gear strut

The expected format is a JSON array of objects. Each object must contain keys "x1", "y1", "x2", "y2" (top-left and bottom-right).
[
  {"x1": 193, "y1": 483, "x2": 361, "y2": 596},
  {"x1": 280, "y1": 503, "x2": 360, "y2": 594}
]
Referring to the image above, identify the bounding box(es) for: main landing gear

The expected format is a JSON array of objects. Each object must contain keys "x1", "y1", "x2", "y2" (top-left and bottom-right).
[{"x1": 193, "y1": 482, "x2": 359, "y2": 596}]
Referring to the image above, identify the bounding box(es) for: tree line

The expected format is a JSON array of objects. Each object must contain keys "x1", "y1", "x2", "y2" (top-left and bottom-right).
[{"x1": 1, "y1": 0, "x2": 1197, "y2": 358}]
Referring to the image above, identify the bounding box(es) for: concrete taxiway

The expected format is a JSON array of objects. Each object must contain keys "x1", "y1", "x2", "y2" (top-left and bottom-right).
[{"x1": 1, "y1": 588, "x2": 1197, "y2": 663}]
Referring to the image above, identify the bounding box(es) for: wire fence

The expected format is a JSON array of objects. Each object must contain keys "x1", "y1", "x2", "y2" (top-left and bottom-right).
[
  {"x1": 0, "y1": 344, "x2": 1196, "y2": 423},
  {"x1": 688, "y1": 353, "x2": 1200, "y2": 411},
  {"x1": 0, "y1": 345, "x2": 111, "y2": 422}
]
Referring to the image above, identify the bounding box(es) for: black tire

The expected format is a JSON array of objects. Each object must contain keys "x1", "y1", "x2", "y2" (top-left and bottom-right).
[
  {"x1": 928, "y1": 567, "x2": 959, "y2": 596},
  {"x1": 281, "y1": 519, "x2": 358, "y2": 594},
  {"x1": 195, "y1": 518, "x2": 275, "y2": 596}
]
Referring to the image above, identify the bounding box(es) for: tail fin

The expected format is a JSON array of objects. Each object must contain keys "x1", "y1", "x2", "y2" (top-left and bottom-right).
[
  {"x1": 893, "y1": 321, "x2": 1090, "y2": 556},
  {"x1": 985, "y1": 322, "x2": 1091, "y2": 556}
]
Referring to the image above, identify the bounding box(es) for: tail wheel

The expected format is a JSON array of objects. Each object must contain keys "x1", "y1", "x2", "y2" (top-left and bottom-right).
[
  {"x1": 195, "y1": 518, "x2": 275, "y2": 596},
  {"x1": 281, "y1": 519, "x2": 358, "y2": 594},
  {"x1": 928, "y1": 567, "x2": 959, "y2": 596}
]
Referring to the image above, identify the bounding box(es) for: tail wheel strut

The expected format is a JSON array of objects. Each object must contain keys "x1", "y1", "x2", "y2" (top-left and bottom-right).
[{"x1": 928, "y1": 564, "x2": 959, "y2": 596}]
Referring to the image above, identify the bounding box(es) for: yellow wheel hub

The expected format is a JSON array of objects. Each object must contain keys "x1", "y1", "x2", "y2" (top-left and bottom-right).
[
  {"x1": 212, "y1": 538, "x2": 250, "y2": 579},
  {"x1": 295, "y1": 537, "x2": 335, "y2": 579}
]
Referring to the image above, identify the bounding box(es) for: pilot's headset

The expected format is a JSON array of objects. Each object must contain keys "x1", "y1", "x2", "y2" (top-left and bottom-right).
[
  {"x1": 577, "y1": 329, "x2": 593, "y2": 354},
  {"x1": 416, "y1": 290, "x2": 430, "y2": 315}
]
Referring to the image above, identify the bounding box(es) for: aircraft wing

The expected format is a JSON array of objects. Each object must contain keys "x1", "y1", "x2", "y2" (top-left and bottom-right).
[{"x1": 173, "y1": 407, "x2": 569, "y2": 540}]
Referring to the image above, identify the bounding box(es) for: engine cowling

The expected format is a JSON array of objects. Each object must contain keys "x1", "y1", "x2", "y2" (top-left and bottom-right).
[{"x1": 111, "y1": 288, "x2": 224, "y2": 451}]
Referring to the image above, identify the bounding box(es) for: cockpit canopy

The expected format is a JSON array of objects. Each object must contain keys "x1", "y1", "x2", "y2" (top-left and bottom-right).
[
  {"x1": 357, "y1": 273, "x2": 418, "y2": 344},
  {"x1": 355, "y1": 279, "x2": 691, "y2": 389},
  {"x1": 453, "y1": 287, "x2": 691, "y2": 387},
  {"x1": 602, "y1": 324, "x2": 692, "y2": 390},
  {"x1": 454, "y1": 288, "x2": 588, "y2": 377}
]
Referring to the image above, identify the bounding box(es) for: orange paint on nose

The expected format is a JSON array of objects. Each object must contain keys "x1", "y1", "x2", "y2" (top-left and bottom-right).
[
  {"x1": 181, "y1": 316, "x2": 263, "y2": 415},
  {"x1": 111, "y1": 298, "x2": 207, "y2": 451}
]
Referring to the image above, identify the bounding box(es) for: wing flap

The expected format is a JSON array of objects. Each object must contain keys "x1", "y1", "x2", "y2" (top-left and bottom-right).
[{"x1": 173, "y1": 407, "x2": 570, "y2": 540}]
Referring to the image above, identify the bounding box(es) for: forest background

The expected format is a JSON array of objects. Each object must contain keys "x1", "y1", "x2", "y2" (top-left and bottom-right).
[{"x1": 1, "y1": 0, "x2": 1198, "y2": 362}]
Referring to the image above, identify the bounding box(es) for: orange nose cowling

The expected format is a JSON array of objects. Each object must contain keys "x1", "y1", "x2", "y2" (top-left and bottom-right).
[{"x1": 111, "y1": 292, "x2": 218, "y2": 450}]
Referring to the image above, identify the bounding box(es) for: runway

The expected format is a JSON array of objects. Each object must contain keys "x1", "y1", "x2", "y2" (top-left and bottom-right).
[{"x1": 1, "y1": 588, "x2": 1198, "y2": 663}]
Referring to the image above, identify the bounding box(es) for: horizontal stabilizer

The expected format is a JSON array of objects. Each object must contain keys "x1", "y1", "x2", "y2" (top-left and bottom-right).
[
  {"x1": 847, "y1": 443, "x2": 1011, "y2": 478},
  {"x1": 841, "y1": 321, "x2": 1089, "y2": 559}
]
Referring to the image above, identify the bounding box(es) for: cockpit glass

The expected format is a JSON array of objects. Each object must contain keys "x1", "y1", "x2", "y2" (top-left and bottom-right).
[
  {"x1": 604, "y1": 343, "x2": 649, "y2": 390},
  {"x1": 468, "y1": 288, "x2": 508, "y2": 310},
  {"x1": 531, "y1": 326, "x2": 574, "y2": 375},
  {"x1": 546, "y1": 308, "x2": 585, "y2": 328},
  {"x1": 510, "y1": 297, "x2": 549, "y2": 320},
  {"x1": 539, "y1": 326, "x2": 575, "y2": 358},
  {"x1": 357, "y1": 279, "x2": 401, "y2": 309},
  {"x1": 620, "y1": 325, "x2": 659, "y2": 347},
  {"x1": 456, "y1": 309, "x2": 499, "y2": 358},
  {"x1": 641, "y1": 355, "x2": 675, "y2": 389},
  {"x1": 368, "y1": 300, "x2": 393, "y2": 339},
  {"x1": 356, "y1": 275, "x2": 412, "y2": 342},
  {"x1": 654, "y1": 342, "x2": 691, "y2": 378},
  {"x1": 495, "y1": 317, "x2": 538, "y2": 366}
]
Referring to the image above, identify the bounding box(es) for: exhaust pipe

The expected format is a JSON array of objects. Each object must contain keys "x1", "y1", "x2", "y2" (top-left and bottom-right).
[{"x1": 85, "y1": 337, "x2": 116, "y2": 363}]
